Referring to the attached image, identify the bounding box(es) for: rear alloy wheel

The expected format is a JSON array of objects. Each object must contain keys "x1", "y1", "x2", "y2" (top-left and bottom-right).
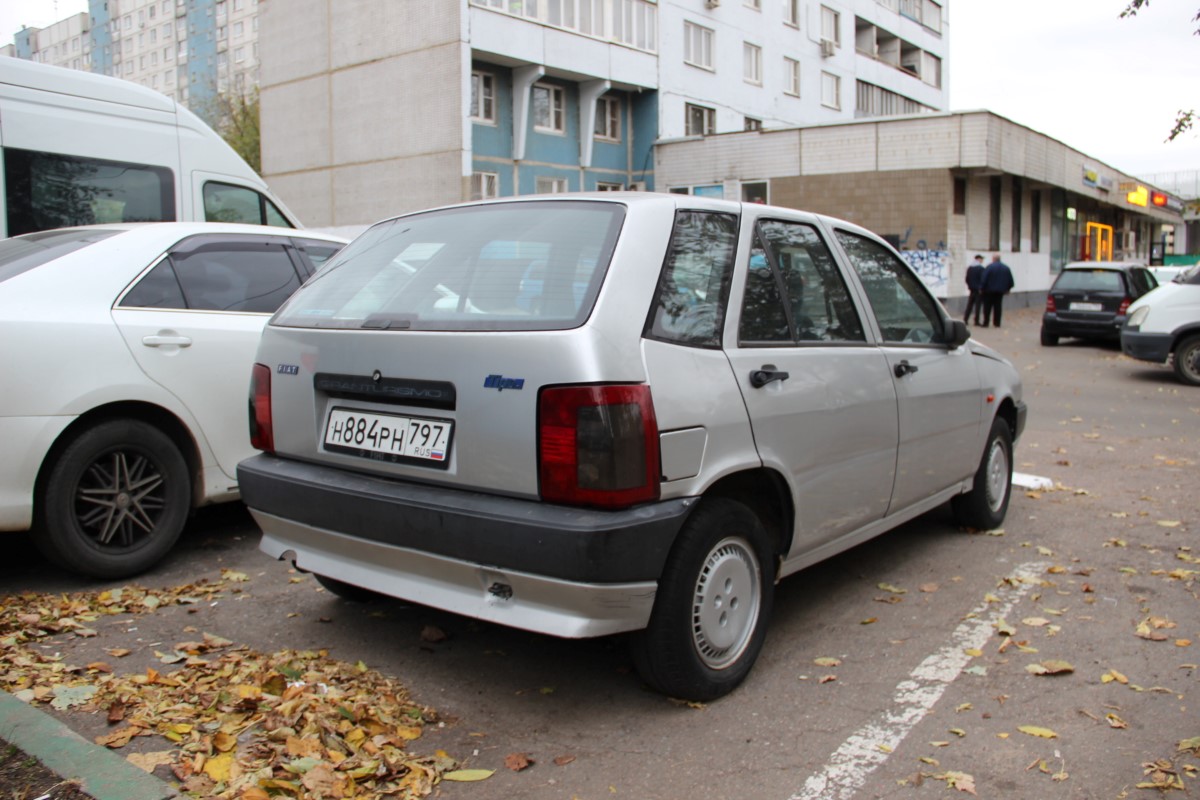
[
  {"x1": 37, "y1": 420, "x2": 190, "y2": 579},
  {"x1": 952, "y1": 416, "x2": 1013, "y2": 531},
  {"x1": 1173, "y1": 335, "x2": 1200, "y2": 386},
  {"x1": 1040, "y1": 328, "x2": 1059, "y2": 346},
  {"x1": 630, "y1": 498, "x2": 775, "y2": 701}
]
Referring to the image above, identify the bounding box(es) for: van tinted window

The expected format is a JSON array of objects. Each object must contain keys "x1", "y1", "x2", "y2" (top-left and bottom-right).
[
  {"x1": 203, "y1": 181, "x2": 293, "y2": 228},
  {"x1": 3, "y1": 148, "x2": 175, "y2": 237}
]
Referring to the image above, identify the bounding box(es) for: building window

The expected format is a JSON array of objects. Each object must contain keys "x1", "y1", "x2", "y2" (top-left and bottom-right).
[
  {"x1": 1011, "y1": 177, "x2": 1022, "y2": 252},
  {"x1": 745, "y1": 0, "x2": 761, "y2": 8},
  {"x1": 821, "y1": 5, "x2": 840, "y2": 46},
  {"x1": 471, "y1": 172, "x2": 499, "y2": 200},
  {"x1": 784, "y1": 0, "x2": 799, "y2": 26},
  {"x1": 744, "y1": 117, "x2": 762, "y2": 132},
  {"x1": 784, "y1": 57, "x2": 800, "y2": 96},
  {"x1": 597, "y1": 182, "x2": 624, "y2": 191},
  {"x1": 471, "y1": 71, "x2": 496, "y2": 123},
  {"x1": 989, "y1": 176, "x2": 1002, "y2": 251},
  {"x1": 234, "y1": 46, "x2": 245, "y2": 63},
  {"x1": 533, "y1": 84, "x2": 565, "y2": 133},
  {"x1": 595, "y1": 95, "x2": 621, "y2": 140},
  {"x1": 1031, "y1": 190, "x2": 1042, "y2": 252},
  {"x1": 684, "y1": 21, "x2": 714, "y2": 70},
  {"x1": 742, "y1": 181, "x2": 768, "y2": 204},
  {"x1": 743, "y1": 42, "x2": 762, "y2": 85},
  {"x1": 854, "y1": 80, "x2": 934, "y2": 117},
  {"x1": 821, "y1": 71, "x2": 841, "y2": 109},
  {"x1": 686, "y1": 103, "x2": 716, "y2": 136},
  {"x1": 953, "y1": 177, "x2": 966, "y2": 215},
  {"x1": 536, "y1": 176, "x2": 570, "y2": 194}
]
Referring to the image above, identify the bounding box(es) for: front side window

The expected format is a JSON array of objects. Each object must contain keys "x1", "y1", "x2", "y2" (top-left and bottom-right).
[
  {"x1": 203, "y1": 181, "x2": 292, "y2": 227},
  {"x1": 684, "y1": 21, "x2": 714, "y2": 69},
  {"x1": 3, "y1": 148, "x2": 176, "y2": 237},
  {"x1": 740, "y1": 220, "x2": 865, "y2": 344},
  {"x1": 533, "y1": 83, "x2": 565, "y2": 132},
  {"x1": 273, "y1": 201, "x2": 625, "y2": 332},
  {"x1": 835, "y1": 230, "x2": 944, "y2": 344},
  {"x1": 471, "y1": 71, "x2": 495, "y2": 123},
  {"x1": 686, "y1": 103, "x2": 716, "y2": 136},
  {"x1": 647, "y1": 211, "x2": 738, "y2": 348}
]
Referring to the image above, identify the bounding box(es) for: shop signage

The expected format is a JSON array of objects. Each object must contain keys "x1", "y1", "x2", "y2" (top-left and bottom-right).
[{"x1": 1082, "y1": 166, "x2": 1114, "y2": 192}]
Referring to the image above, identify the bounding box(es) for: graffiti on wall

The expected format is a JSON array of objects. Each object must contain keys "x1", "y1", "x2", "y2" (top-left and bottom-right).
[{"x1": 892, "y1": 228, "x2": 949, "y2": 296}]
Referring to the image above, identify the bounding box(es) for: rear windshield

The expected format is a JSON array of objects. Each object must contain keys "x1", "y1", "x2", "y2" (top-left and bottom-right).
[
  {"x1": 1053, "y1": 269, "x2": 1123, "y2": 293},
  {"x1": 273, "y1": 201, "x2": 625, "y2": 331},
  {"x1": 0, "y1": 228, "x2": 120, "y2": 284}
]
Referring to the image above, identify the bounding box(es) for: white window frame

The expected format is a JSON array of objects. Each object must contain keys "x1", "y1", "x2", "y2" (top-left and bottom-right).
[
  {"x1": 821, "y1": 71, "x2": 841, "y2": 109},
  {"x1": 685, "y1": 103, "x2": 716, "y2": 136},
  {"x1": 471, "y1": 171, "x2": 499, "y2": 200},
  {"x1": 532, "y1": 83, "x2": 565, "y2": 133},
  {"x1": 743, "y1": 42, "x2": 763, "y2": 85},
  {"x1": 684, "y1": 21, "x2": 714, "y2": 70},
  {"x1": 471, "y1": 71, "x2": 496, "y2": 123},
  {"x1": 597, "y1": 182, "x2": 625, "y2": 191},
  {"x1": 595, "y1": 95, "x2": 621, "y2": 141},
  {"x1": 536, "y1": 176, "x2": 570, "y2": 194},
  {"x1": 784, "y1": 57, "x2": 800, "y2": 96},
  {"x1": 821, "y1": 5, "x2": 841, "y2": 47},
  {"x1": 783, "y1": 0, "x2": 799, "y2": 26}
]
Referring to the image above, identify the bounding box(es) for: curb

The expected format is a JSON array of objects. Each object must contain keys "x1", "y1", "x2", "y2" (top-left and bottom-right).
[{"x1": 0, "y1": 690, "x2": 177, "y2": 800}]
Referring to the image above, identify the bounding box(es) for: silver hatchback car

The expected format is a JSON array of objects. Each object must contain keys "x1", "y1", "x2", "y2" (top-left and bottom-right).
[{"x1": 239, "y1": 194, "x2": 1026, "y2": 700}]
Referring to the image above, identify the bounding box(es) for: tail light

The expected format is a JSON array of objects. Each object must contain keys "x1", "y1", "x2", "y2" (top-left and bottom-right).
[
  {"x1": 538, "y1": 384, "x2": 660, "y2": 509},
  {"x1": 1117, "y1": 297, "x2": 1131, "y2": 316},
  {"x1": 1045, "y1": 295, "x2": 1056, "y2": 313},
  {"x1": 249, "y1": 363, "x2": 274, "y2": 452}
]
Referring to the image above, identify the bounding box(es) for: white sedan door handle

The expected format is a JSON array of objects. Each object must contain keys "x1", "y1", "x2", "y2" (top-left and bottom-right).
[{"x1": 142, "y1": 333, "x2": 193, "y2": 348}]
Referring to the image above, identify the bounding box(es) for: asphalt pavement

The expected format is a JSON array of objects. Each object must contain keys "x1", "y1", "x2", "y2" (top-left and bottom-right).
[{"x1": 1, "y1": 306, "x2": 1196, "y2": 799}]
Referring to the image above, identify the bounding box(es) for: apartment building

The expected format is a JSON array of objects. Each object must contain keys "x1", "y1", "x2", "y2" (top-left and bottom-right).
[
  {"x1": 258, "y1": 0, "x2": 948, "y2": 229},
  {"x1": 3, "y1": 0, "x2": 261, "y2": 118}
]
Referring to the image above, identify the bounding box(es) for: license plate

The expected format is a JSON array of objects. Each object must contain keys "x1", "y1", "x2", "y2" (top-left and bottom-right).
[
  {"x1": 1069, "y1": 302, "x2": 1103, "y2": 311},
  {"x1": 323, "y1": 407, "x2": 452, "y2": 466}
]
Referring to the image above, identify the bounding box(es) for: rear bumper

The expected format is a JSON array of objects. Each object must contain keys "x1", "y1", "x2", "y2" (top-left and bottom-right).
[
  {"x1": 1041, "y1": 312, "x2": 1124, "y2": 339},
  {"x1": 1120, "y1": 328, "x2": 1173, "y2": 364},
  {"x1": 238, "y1": 454, "x2": 694, "y2": 637}
]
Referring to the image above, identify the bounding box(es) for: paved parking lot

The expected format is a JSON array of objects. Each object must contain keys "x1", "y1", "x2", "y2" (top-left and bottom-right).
[{"x1": 2, "y1": 306, "x2": 1196, "y2": 799}]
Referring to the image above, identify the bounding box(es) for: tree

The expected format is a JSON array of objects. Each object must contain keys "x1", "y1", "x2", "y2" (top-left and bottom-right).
[
  {"x1": 209, "y1": 88, "x2": 262, "y2": 174},
  {"x1": 1120, "y1": 1, "x2": 1198, "y2": 142}
]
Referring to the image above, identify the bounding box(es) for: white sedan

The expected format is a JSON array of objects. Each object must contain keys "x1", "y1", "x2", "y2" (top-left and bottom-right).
[{"x1": 0, "y1": 223, "x2": 346, "y2": 578}]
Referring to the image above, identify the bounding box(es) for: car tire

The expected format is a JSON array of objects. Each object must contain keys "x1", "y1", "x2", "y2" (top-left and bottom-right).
[
  {"x1": 1173, "y1": 335, "x2": 1200, "y2": 386},
  {"x1": 36, "y1": 419, "x2": 191, "y2": 579},
  {"x1": 1040, "y1": 329, "x2": 1059, "y2": 346},
  {"x1": 952, "y1": 416, "x2": 1013, "y2": 531},
  {"x1": 629, "y1": 498, "x2": 775, "y2": 701},
  {"x1": 315, "y1": 574, "x2": 380, "y2": 602}
]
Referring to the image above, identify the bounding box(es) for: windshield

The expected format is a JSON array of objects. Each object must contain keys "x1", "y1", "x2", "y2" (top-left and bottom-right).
[
  {"x1": 0, "y1": 228, "x2": 120, "y2": 284},
  {"x1": 274, "y1": 201, "x2": 625, "y2": 331}
]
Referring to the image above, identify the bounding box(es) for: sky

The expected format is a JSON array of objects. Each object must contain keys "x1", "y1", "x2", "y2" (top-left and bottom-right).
[{"x1": 2, "y1": 0, "x2": 1198, "y2": 181}]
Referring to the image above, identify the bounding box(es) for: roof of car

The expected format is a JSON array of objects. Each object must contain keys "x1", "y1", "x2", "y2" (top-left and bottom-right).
[{"x1": 1062, "y1": 261, "x2": 1146, "y2": 271}]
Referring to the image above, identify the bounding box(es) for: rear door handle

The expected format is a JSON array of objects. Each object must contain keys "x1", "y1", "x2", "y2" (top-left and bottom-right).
[
  {"x1": 142, "y1": 334, "x2": 192, "y2": 348},
  {"x1": 894, "y1": 360, "x2": 918, "y2": 378},
  {"x1": 750, "y1": 365, "x2": 790, "y2": 388}
]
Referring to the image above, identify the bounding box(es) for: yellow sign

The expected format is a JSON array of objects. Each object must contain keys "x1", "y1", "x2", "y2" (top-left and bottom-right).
[{"x1": 1126, "y1": 185, "x2": 1148, "y2": 207}]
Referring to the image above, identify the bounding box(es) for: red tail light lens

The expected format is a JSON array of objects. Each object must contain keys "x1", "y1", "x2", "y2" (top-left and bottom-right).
[
  {"x1": 249, "y1": 363, "x2": 274, "y2": 452},
  {"x1": 1045, "y1": 295, "x2": 1056, "y2": 313},
  {"x1": 1117, "y1": 297, "x2": 1131, "y2": 316},
  {"x1": 538, "y1": 384, "x2": 660, "y2": 509}
]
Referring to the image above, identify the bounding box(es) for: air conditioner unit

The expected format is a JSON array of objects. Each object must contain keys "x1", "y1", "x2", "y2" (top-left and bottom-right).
[
  {"x1": 820, "y1": 38, "x2": 836, "y2": 58},
  {"x1": 705, "y1": 0, "x2": 720, "y2": 8},
  {"x1": 627, "y1": 181, "x2": 648, "y2": 191}
]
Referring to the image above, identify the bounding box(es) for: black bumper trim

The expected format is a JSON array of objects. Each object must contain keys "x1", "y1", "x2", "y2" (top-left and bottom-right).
[
  {"x1": 237, "y1": 454, "x2": 693, "y2": 584},
  {"x1": 1120, "y1": 329, "x2": 1173, "y2": 364}
]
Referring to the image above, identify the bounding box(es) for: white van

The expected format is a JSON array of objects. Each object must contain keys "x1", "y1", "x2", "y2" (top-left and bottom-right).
[
  {"x1": 0, "y1": 57, "x2": 300, "y2": 238},
  {"x1": 1121, "y1": 264, "x2": 1200, "y2": 386}
]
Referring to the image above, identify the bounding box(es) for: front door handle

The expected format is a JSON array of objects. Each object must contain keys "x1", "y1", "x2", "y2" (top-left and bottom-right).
[
  {"x1": 142, "y1": 334, "x2": 192, "y2": 348},
  {"x1": 750, "y1": 365, "x2": 790, "y2": 388},
  {"x1": 894, "y1": 359, "x2": 918, "y2": 378}
]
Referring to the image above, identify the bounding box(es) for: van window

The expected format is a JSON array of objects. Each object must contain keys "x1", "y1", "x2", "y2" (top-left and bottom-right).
[
  {"x1": 203, "y1": 181, "x2": 292, "y2": 228},
  {"x1": 4, "y1": 148, "x2": 176, "y2": 237}
]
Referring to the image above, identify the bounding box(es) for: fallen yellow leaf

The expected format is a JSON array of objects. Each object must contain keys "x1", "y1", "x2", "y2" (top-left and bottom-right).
[{"x1": 1017, "y1": 725, "x2": 1058, "y2": 739}]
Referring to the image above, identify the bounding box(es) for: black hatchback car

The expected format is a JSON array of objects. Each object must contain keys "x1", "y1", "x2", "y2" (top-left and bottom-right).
[{"x1": 1041, "y1": 262, "x2": 1158, "y2": 346}]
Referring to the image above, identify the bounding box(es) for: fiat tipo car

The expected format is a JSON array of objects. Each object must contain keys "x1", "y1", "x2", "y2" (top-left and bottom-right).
[{"x1": 239, "y1": 194, "x2": 1025, "y2": 700}]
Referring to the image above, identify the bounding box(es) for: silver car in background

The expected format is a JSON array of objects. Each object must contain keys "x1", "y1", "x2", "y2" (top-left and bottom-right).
[{"x1": 239, "y1": 194, "x2": 1026, "y2": 700}]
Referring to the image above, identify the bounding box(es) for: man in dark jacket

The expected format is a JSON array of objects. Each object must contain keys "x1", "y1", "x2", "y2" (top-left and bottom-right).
[
  {"x1": 980, "y1": 254, "x2": 1015, "y2": 328},
  {"x1": 963, "y1": 254, "x2": 986, "y2": 325}
]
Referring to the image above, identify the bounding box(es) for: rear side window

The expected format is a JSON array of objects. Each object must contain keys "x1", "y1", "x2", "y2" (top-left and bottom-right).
[
  {"x1": 4, "y1": 147, "x2": 175, "y2": 237},
  {"x1": 120, "y1": 240, "x2": 303, "y2": 313},
  {"x1": 647, "y1": 211, "x2": 738, "y2": 348},
  {"x1": 1128, "y1": 268, "x2": 1156, "y2": 296},
  {"x1": 1053, "y1": 270, "x2": 1123, "y2": 293},
  {"x1": 0, "y1": 228, "x2": 120, "y2": 283},
  {"x1": 274, "y1": 201, "x2": 625, "y2": 331},
  {"x1": 203, "y1": 181, "x2": 292, "y2": 228}
]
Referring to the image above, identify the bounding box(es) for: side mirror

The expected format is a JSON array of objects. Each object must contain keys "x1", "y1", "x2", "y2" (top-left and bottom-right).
[{"x1": 946, "y1": 319, "x2": 970, "y2": 349}]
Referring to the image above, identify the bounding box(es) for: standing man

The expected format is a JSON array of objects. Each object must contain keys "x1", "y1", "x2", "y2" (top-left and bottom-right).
[
  {"x1": 980, "y1": 253, "x2": 1015, "y2": 328},
  {"x1": 963, "y1": 254, "x2": 986, "y2": 326}
]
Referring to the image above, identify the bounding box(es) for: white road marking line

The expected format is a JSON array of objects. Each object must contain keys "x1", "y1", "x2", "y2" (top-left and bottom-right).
[
  {"x1": 789, "y1": 561, "x2": 1049, "y2": 800},
  {"x1": 1013, "y1": 472, "x2": 1053, "y2": 490}
]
